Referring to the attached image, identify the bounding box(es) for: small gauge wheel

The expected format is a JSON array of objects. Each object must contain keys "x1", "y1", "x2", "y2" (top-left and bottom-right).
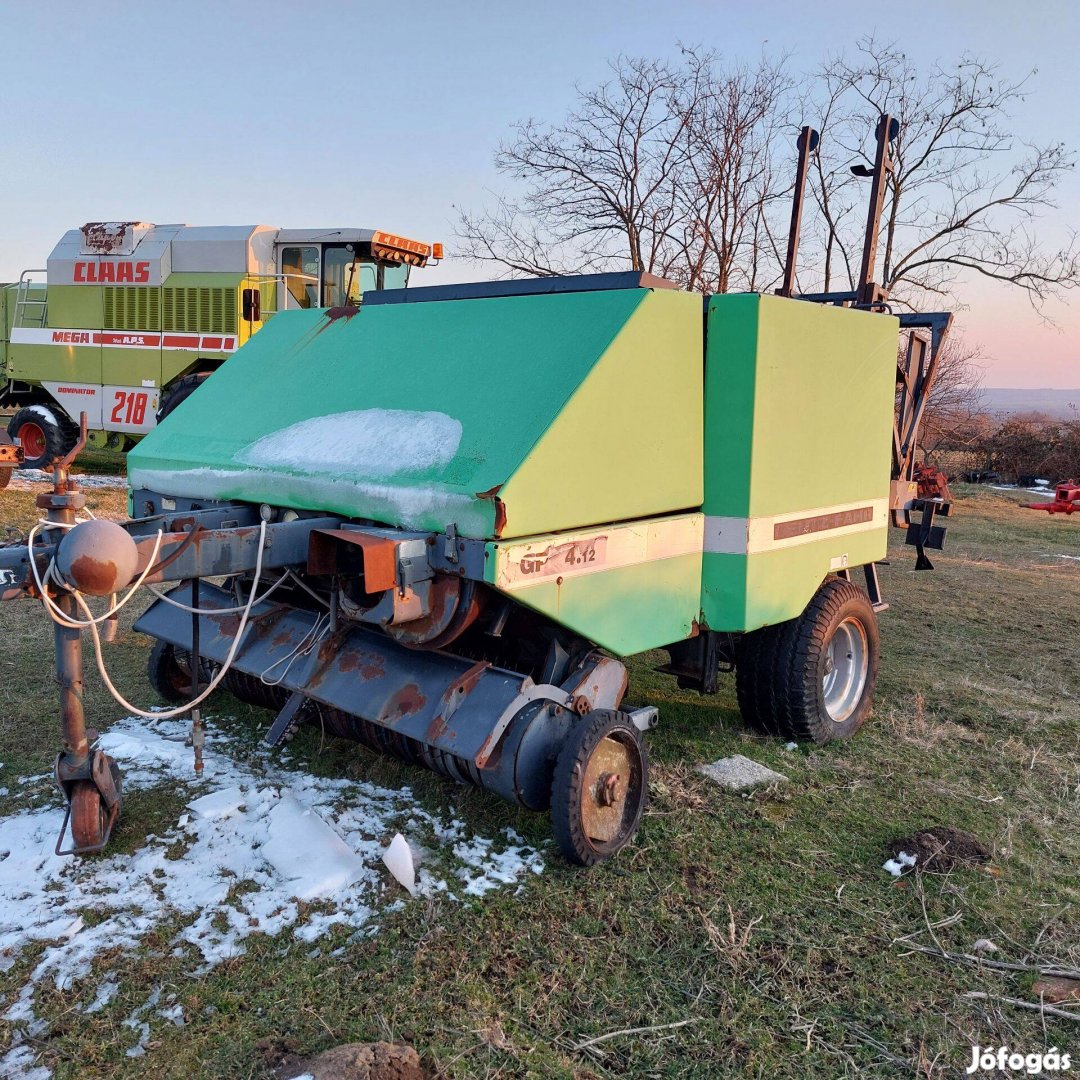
[
  {"x1": 69, "y1": 758, "x2": 122, "y2": 852},
  {"x1": 550, "y1": 710, "x2": 648, "y2": 866},
  {"x1": 70, "y1": 782, "x2": 108, "y2": 850}
]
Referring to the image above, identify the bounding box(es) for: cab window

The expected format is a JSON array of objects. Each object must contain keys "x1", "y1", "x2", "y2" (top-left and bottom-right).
[
  {"x1": 381, "y1": 262, "x2": 410, "y2": 290},
  {"x1": 281, "y1": 245, "x2": 319, "y2": 309},
  {"x1": 322, "y1": 245, "x2": 377, "y2": 307}
]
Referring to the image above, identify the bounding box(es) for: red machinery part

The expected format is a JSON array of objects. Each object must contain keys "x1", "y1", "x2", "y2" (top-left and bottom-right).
[{"x1": 1023, "y1": 481, "x2": 1080, "y2": 515}]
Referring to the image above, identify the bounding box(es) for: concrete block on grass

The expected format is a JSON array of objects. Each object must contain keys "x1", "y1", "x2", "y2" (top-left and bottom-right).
[{"x1": 698, "y1": 754, "x2": 788, "y2": 792}]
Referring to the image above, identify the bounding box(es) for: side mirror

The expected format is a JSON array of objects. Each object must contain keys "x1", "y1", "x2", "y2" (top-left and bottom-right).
[{"x1": 242, "y1": 287, "x2": 261, "y2": 323}]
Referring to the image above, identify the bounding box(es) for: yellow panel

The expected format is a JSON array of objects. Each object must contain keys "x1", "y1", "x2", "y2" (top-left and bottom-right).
[{"x1": 498, "y1": 288, "x2": 703, "y2": 538}]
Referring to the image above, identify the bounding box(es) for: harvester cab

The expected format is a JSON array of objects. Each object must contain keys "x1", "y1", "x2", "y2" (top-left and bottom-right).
[
  {"x1": 0, "y1": 223, "x2": 439, "y2": 469},
  {"x1": 0, "y1": 116, "x2": 953, "y2": 867}
]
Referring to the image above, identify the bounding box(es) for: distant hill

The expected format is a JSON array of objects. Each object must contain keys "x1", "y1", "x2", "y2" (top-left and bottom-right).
[{"x1": 978, "y1": 388, "x2": 1080, "y2": 419}]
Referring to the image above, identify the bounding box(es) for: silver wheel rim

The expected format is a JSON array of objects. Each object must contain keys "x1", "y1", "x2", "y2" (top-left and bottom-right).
[{"x1": 822, "y1": 617, "x2": 869, "y2": 723}]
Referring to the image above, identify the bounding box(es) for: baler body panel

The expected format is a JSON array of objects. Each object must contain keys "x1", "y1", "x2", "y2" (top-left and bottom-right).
[
  {"x1": 485, "y1": 512, "x2": 704, "y2": 656},
  {"x1": 700, "y1": 293, "x2": 898, "y2": 631},
  {"x1": 128, "y1": 286, "x2": 704, "y2": 543}
]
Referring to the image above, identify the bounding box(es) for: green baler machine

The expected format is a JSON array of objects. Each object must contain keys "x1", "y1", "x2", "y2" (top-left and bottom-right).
[
  {"x1": 128, "y1": 277, "x2": 897, "y2": 658},
  {"x1": 0, "y1": 270, "x2": 940, "y2": 866},
  {"x1": 0, "y1": 113, "x2": 954, "y2": 864}
]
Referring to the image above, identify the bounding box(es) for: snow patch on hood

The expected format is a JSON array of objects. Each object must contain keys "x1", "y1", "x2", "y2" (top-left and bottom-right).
[{"x1": 235, "y1": 409, "x2": 463, "y2": 478}]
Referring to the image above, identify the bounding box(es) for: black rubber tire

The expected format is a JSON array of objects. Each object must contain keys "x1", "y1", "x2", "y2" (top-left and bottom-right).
[
  {"x1": 736, "y1": 578, "x2": 879, "y2": 744},
  {"x1": 147, "y1": 638, "x2": 214, "y2": 703},
  {"x1": 735, "y1": 627, "x2": 785, "y2": 736},
  {"x1": 8, "y1": 406, "x2": 77, "y2": 470},
  {"x1": 550, "y1": 709, "x2": 648, "y2": 867},
  {"x1": 157, "y1": 372, "x2": 211, "y2": 424}
]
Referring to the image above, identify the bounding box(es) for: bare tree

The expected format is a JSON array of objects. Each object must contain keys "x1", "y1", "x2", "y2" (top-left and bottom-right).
[
  {"x1": 911, "y1": 335, "x2": 989, "y2": 465},
  {"x1": 455, "y1": 51, "x2": 792, "y2": 291},
  {"x1": 458, "y1": 39, "x2": 1079, "y2": 315},
  {"x1": 805, "y1": 38, "x2": 1080, "y2": 309}
]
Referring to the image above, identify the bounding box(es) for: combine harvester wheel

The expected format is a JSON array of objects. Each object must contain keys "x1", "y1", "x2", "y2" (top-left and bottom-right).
[{"x1": 8, "y1": 406, "x2": 79, "y2": 471}]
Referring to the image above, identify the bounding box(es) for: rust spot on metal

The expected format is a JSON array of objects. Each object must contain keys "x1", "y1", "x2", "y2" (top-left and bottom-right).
[
  {"x1": 68, "y1": 554, "x2": 120, "y2": 596},
  {"x1": 213, "y1": 612, "x2": 243, "y2": 637},
  {"x1": 313, "y1": 305, "x2": 360, "y2": 336},
  {"x1": 80, "y1": 221, "x2": 138, "y2": 254},
  {"x1": 474, "y1": 484, "x2": 507, "y2": 538},
  {"x1": 337, "y1": 648, "x2": 386, "y2": 681},
  {"x1": 271, "y1": 629, "x2": 293, "y2": 649},
  {"x1": 427, "y1": 661, "x2": 489, "y2": 742},
  {"x1": 382, "y1": 684, "x2": 427, "y2": 723}
]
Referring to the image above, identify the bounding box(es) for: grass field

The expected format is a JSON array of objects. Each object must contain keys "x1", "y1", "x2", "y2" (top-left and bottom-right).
[{"x1": 0, "y1": 476, "x2": 1077, "y2": 1079}]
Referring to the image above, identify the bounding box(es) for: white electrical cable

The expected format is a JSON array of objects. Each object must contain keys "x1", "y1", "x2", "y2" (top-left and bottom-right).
[
  {"x1": 145, "y1": 570, "x2": 290, "y2": 614},
  {"x1": 259, "y1": 611, "x2": 331, "y2": 687},
  {"x1": 70, "y1": 518, "x2": 269, "y2": 720}
]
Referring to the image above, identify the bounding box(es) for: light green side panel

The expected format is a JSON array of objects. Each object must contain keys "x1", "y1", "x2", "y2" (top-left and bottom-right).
[
  {"x1": 8, "y1": 344, "x2": 102, "y2": 386},
  {"x1": 499, "y1": 288, "x2": 703, "y2": 537},
  {"x1": 499, "y1": 555, "x2": 702, "y2": 655},
  {"x1": 701, "y1": 293, "x2": 898, "y2": 632},
  {"x1": 485, "y1": 514, "x2": 704, "y2": 655},
  {"x1": 704, "y1": 525, "x2": 888, "y2": 632},
  {"x1": 44, "y1": 286, "x2": 104, "y2": 330},
  {"x1": 748, "y1": 295, "x2": 898, "y2": 517},
  {"x1": 129, "y1": 289, "x2": 650, "y2": 536}
]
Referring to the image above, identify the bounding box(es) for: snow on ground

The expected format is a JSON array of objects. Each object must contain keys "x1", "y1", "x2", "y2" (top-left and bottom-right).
[
  {"x1": 6, "y1": 470, "x2": 126, "y2": 490},
  {"x1": 0, "y1": 717, "x2": 543, "y2": 1077},
  {"x1": 990, "y1": 484, "x2": 1056, "y2": 498}
]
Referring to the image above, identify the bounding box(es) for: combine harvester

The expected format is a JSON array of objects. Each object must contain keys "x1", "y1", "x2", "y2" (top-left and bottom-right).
[
  {"x1": 0, "y1": 222, "x2": 438, "y2": 468},
  {"x1": 0, "y1": 117, "x2": 953, "y2": 866}
]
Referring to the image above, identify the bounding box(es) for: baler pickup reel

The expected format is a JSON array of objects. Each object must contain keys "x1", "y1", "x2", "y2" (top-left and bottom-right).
[{"x1": 1, "y1": 486, "x2": 652, "y2": 865}]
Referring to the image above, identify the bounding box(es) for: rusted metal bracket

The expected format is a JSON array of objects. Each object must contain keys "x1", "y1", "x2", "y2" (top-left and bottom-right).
[{"x1": 0, "y1": 431, "x2": 23, "y2": 489}]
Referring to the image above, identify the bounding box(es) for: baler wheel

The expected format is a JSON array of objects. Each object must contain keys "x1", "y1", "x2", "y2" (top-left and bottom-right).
[
  {"x1": 148, "y1": 639, "x2": 213, "y2": 703},
  {"x1": 550, "y1": 710, "x2": 648, "y2": 866},
  {"x1": 736, "y1": 578, "x2": 879, "y2": 744}
]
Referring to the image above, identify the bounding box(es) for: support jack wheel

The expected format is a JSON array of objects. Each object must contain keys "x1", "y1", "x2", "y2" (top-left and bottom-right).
[
  {"x1": 550, "y1": 710, "x2": 648, "y2": 866},
  {"x1": 57, "y1": 755, "x2": 123, "y2": 855}
]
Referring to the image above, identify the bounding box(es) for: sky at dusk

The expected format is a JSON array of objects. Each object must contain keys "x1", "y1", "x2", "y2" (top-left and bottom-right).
[{"x1": 1, "y1": 0, "x2": 1077, "y2": 387}]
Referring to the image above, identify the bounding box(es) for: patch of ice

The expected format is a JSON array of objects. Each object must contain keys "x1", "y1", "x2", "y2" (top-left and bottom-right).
[
  {"x1": 882, "y1": 852, "x2": 916, "y2": 877},
  {"x1": 0, "y1": 716, "x2": 544, "y2": 1075},
  {"x1": 382, "y1": 832, "x2": 417, "y2": 896},
  {"x1": 261, "y1": 794, "x2": 366, "y2": 900},
  {"x1": 188, "y1": 786, "x2": 245, "y2": 820},
  {"x1": 126, "y1": 465, "x2": 486, "y2": 534},
  {"x1": 990, "y1": 484, "x2": 1056, "y2": 498},
  {"x1": 0, "y1": 1044, "x2": 51, "y2": 1080},
  {"x1": 84, "y1": 979, "x2": 119, "y2": 1014},
  {"x1": 235, "y1": 409, "x2": 463, "y2": 479},
  {"x1": 7, "y1": 469, "x2": 127, "y2": 490}
]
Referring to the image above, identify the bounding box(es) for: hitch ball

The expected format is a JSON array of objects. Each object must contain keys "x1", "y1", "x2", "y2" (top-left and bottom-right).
[{"x1": 56, "y1": 520, "x2": 140, "y2": 596}]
